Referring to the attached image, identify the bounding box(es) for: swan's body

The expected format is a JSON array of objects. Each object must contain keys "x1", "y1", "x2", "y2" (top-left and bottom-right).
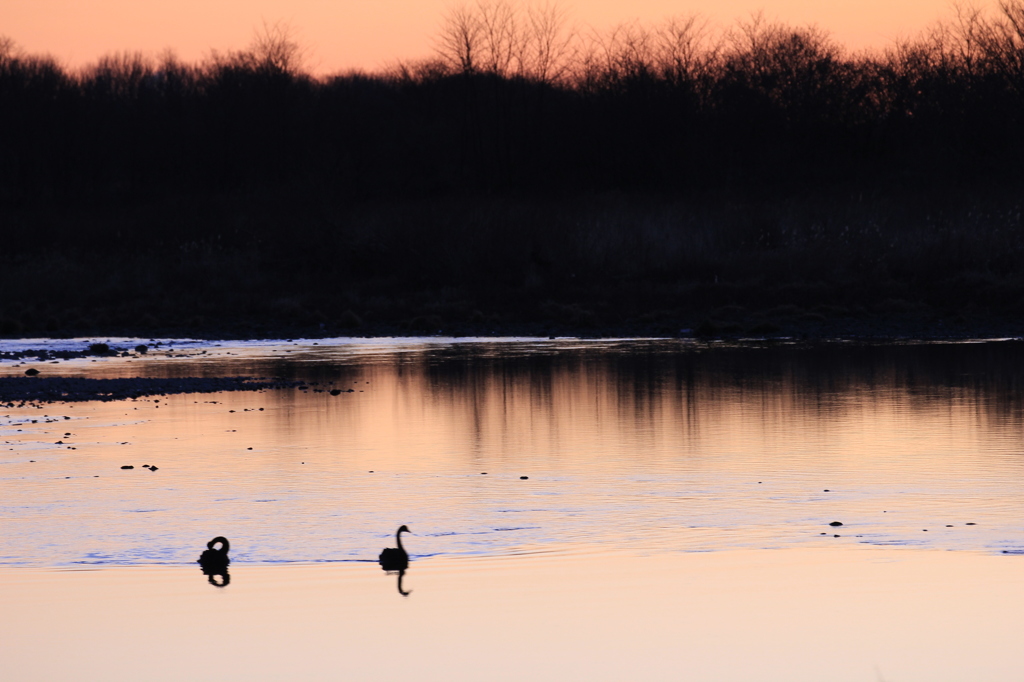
[
  {"x1": 378, "y1": 525, "x2": 410, "y2": 571},
  {"x1": 198, "y1": 536, "x2": 231, "y2": 572}
]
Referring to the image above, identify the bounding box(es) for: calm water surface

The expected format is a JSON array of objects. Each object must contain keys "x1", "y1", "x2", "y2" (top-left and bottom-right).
[{"x1": 1, "y1": 337, "x2": 1023, "y2": 680}]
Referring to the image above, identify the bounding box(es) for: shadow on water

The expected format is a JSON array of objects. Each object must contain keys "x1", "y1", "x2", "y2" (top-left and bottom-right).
[
  {"x1": 198, "y1": 536, "x2": 231, "y2": 588},
  {"x1": 379, "y1": 526, "x2": 412, "y2": 596}
]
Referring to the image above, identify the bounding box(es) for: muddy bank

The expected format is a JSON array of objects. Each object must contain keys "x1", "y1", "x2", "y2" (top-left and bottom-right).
[
  {"x1": 0, "y1": 342, "x2": 137, "y2": 364},
  {"x1": 0, "y1": 376, "x2": 310, "y2": 404}
]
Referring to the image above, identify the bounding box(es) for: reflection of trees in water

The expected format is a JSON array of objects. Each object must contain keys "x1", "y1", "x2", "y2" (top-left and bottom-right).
[
  {"x1": 145, "y1": 340, "x2": 1024, "y2": 460},
  {"x1": 407, "y1": 340, "x2": 1024, "y2": 438}
]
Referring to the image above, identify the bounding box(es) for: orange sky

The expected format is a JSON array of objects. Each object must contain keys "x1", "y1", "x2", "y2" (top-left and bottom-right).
[{"x1": 0, "y1": 0, "x2": 978, "y2": 74}]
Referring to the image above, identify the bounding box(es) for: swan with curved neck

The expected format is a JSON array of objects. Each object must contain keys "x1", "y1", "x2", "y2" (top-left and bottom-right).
[
  {"x1": 198, "y1": 536, "x2": 231, "y2": 572},
  {"x1": 378, "y1": 525, "x2": 410, "y2": 571}
]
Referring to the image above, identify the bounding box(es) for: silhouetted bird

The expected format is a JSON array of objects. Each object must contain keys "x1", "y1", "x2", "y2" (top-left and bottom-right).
[
  {"x1": 198, "y1": 536, "x2": 231, "y2": 572},
  {"x1": 378, "y1": 525, "x2": 410, "y2": 571}
]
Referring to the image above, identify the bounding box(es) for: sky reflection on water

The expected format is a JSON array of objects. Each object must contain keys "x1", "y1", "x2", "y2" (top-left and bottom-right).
[{"x1": 2, "y1": 338, "x2": 1024, "y2": 566}]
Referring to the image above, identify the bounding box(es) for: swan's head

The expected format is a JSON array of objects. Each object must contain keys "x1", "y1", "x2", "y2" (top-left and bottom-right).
[
  {"x1": 397, "y1": 525, "x2": 410, "y2": 534},
  {"x1": 207, "y1": 536, "x2": 230, "y2": 553}
]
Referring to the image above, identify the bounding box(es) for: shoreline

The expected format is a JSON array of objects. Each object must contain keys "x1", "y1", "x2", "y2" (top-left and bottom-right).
[
  {"x1": 3, "y1": 328, "x2": 1024, "y2": 404},
  {"x1": 3, "y1": 314, "x2": 1024, "y2": 350}
]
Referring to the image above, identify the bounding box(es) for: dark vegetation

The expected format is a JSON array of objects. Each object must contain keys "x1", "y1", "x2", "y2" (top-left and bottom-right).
[{"x1": 2, "y1": 3, "x2": 1024, "y2": 339}]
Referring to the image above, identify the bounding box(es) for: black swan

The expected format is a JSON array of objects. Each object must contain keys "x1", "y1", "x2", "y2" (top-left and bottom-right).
[
  {"x1": 198, "y1": 536, "x2": 231, "y2": 573},
  {"x1": 378, "y1": 525, "x2": 410, "y2": 571}
]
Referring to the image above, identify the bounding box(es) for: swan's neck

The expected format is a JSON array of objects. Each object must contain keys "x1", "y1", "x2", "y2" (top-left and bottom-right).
[{"x1": 395, "y1": 529, "x2": 406, "y2": 553}]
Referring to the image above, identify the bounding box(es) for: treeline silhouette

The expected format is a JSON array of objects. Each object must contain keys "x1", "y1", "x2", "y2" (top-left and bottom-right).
[
  {"x1": 2, "y1": 4, "x2": 1024, "y2": 338},
  {"x1": 5, "y1": 6, "x2": 1024, "y2": 201}
]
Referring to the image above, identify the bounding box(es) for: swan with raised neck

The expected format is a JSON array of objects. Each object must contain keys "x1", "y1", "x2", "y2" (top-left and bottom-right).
[{"x1": 378, "y1": 525, "x2": 410, "y2": 571}]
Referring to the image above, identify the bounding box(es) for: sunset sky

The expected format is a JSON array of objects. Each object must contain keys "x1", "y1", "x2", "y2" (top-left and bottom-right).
[{"x1": 2, "y1": 0, "x2": 973, "y2": 74}]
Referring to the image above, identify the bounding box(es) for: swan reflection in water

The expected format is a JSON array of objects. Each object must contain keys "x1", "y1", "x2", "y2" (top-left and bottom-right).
[
  {"x1": 392, "y1": 569, "x2": 410, "y2": 596},
  {"x1": 198, "y1": 536, "x2": 231, "y2": 587},
  {"x1": 204, "y1": 570, "x2": 231, "y2": 587},
  {"x1": 379, "y1": 525, "x2": 411, "y2": 596}
]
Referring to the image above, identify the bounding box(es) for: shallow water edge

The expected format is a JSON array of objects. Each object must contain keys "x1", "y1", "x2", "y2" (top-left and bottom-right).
[{"x1": 2, "y1": 548, "x2": 1022, "y2": 682}]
